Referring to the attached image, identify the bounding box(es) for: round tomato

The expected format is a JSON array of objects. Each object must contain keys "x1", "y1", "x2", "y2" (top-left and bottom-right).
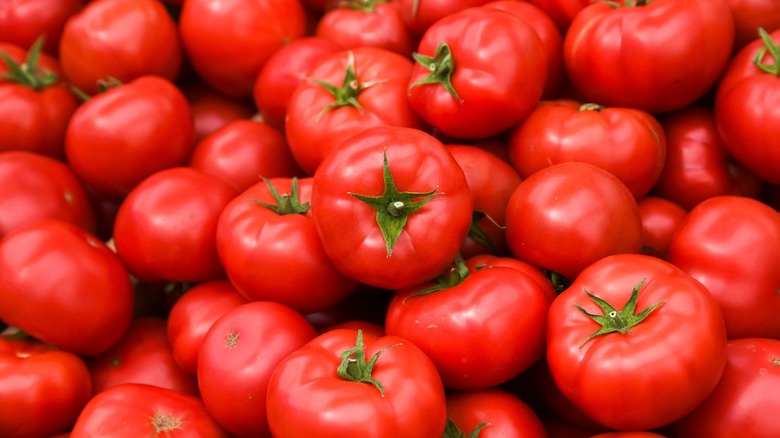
[
  {"x1": 636, "y1": 196, "x2": 687, "y2": 260},
  {"x1": 396, "y1": 0, "x2": 495, "y2": 36},
  {"x1": 181, "y1": 79, "x2": 257, "y2": 143},
  {"x1": 0, "y1": 0, "x2": 84, "y2": 56},
  {"x1": 526, "y1": 0, "x2": 591, "y2": 32},
  {"x1": 724, "y1": 0, "x2": 780, "y2": 50},
  {"x1": 445, "y1": 388, "x2": 547, "y2": 438}
]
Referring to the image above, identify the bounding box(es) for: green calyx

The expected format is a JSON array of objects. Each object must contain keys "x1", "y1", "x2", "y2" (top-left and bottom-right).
[
  {"x1": 333, "y1": 0, "x2": 387, "y2": 12},
  {"x1": 410, "y1": 42, "x2": 463, "y2": 102},
  {"x1": 349, "y1": 149, "x2": 441, "y2": 256},
  {"x1": 250, "y1": 177, "x2": 310, "y2": 215},
  {"x1": 575, "y1": 278, "x2": 665, "y2": 348},
  {"x1": 313, "y1": 51, "x2": 378, "y2": 114},
  {"x1": 443, "y1": 418, "x2": 490, "y2": 438},
  {"x1": 754, "y1": 27, "x2": 780, "y2": 76},
  {"x1": 0, "y1": 36, "x2": 57, "y2": 91},
  {"x1": 337, "y1": 329, "x2": 399, "y2": 397},
  {"x1": 467, "y1": 211, "x2": 500, "y2": 253},
  {"x1": 405, "y1": 254, "x2": 469, "y2": 301}
]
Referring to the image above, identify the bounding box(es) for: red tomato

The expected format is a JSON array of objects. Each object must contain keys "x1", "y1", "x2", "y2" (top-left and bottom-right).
[
  {"x1": 88, "y1": 317, "x2": 199, "y2": 397},
  {"x1": 445, "y1": 388, "x2": 547, "y2": 438},
  {"x1": 286, "y1": 46, "x2": 428, "y2": 175},
  {"x1": 407, "y1": 6, "x2": 547, "y2": 139},
  {"x1": 113, "y1": 167, "x2": 238, "y2": 284},
  {"x1": 505, "y1": 162, "x2": 643, "y2": 282},
  {"x1": 672, "y1": 337, "x2": 780, "y2": 437},
  {"x1": 181, "y1": 79, "x2": 257, "y2": 143},
  {"x1": 166, "y1": 280, "x2": 249, "y2": 375},
  {"x1": 311, "y1": 125, "x2": 473, "y2": 290},
  {"x1": 508, "y1": 99, "x2": 666, "y2": 198},
  {"x1": 0, "y1": 0, "x2": 84, "y2": 55},
  {"x1": 0, "y1": 151, "x2": 96, "y2": 238},
  {"x1": 65, "y1": 75, "x2": 195, "y2": 199},
  {"x1": 198, "y1": 301, "x2": 317, "y2": 437},
  {"x1": 723, "y1": 0, "x2": 780, "y2": 50},
  {"x1": 179, "y1": 0, "x2": 307, "y2": 97},
  {"x1": 0, "y1": 40, "x2": 80, "y2": 160},
  {"x1": 397, "y1": 0, "x2": 495, "y2": 36},
  {"x1": 0, "y1": 219, "x2": 135, "y2": 355},
  {"x1": 666, "y1": 196, "x2": 780, "y2": 339},
  {"x1": 715, "y1": 28, "x2": 780, "y2": 184},
  {"x1": 547, "y1": 254, "x2": 728, "y2": 431},
  {"x1": 651, "y1": 106, "x2": 764, "y2": 210},
  {"x1": 216, "y1": 177, "x2": 359, "y2": 313},
  {"x1": 253, "y1": 36, "x2": 343, "y2": 131},
  {"x1": 70, "y1": 383, "x2": 228, "y2": 437},
  {"x1": 636, "y1": 196, "x2": 687, "y2": 260},
  {"x1": 564, "y1": 0, "x2": 734, "y2": 114},
  {"x1": 465, "y1": 253, "x2": 558, "y2": 304},
  {"x1": 385, "y1": 256, "x2": 550, "y2": 389},
  {"x1": 526, "y1": 0, "x2": 591, "y2": 32},
  {"x1": 266, "y1": 328, "x2": 447, "y2": 437},
  {"x1": 189, "y1": 119, "x2": 303, "y2": 192},
  {"x1": 58, "y1": 0, "x2": 182, "y2": 96},
  {"x1": 0, "y1": 336, "x2": 91, "y2": 438}
]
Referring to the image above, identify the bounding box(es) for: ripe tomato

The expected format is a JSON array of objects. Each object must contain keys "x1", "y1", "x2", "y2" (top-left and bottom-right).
[
  {"x1": 396, "y1": 0, "x2": 495, "y2": 36},
  {"x1": 180, "y1": 79, "x2": 257, "y2": 143},
  {"x1": 723, "y1": 0, "x2": 780, "y2": 50},
  {"x1": 445, "y1": 388, "x2": 547, "y2": 438},
  {"x1": 547, "y1": 254, "x2": 728, "y2": 431},
  {"x1": 564, "y1": 0, "x2": 734, "y2": 114},
  {"x1": 525, "y1": 0, "x2": 591, "y2": 32},
  {"x1": 0, "y1": 219, "x2": 135, "y2": 356},
  {"x1": 636, "y1": 196, "x2": 687, "y2": 260},
  {"x1": 311, "y1": 125, "x2": 472, "y2": 290},
  {"x1": 0, "y1": 0, "x2": 84, "y2": 56},
  {"x1": 58, "y1": 0, "x2": 182, "y2": 96},
  {"x1": 266, "y1": 328, "x2": 447, "y2": 437},
  {"x1": 464, "y1": 254, "x2": 558, "y2": 304},
  {"x1": 505, "y1": 162, "x2": 643, "y2": 282}
]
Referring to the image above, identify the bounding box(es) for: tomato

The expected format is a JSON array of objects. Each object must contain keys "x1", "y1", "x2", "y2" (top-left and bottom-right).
[
  {"x1": 508, "y1": 99, "x2": 666, "y2": 198},
  {"x1": 666, "y1": 196, "x2": 780, "y2": 339},
  {"x1": 253, "y1": 36, "x2": 343, "y2": 132},
  {"x1": 0, "y1": 39, "x2": 80, "y2": 160},
  {"x1": 446, "y1": 144, "x2": 522, "y2": 258},
  {"x1": 65, "y1": 75, "x2": 195, "y2": 199},
  {"x1": 672, "y1": 337, "x2": 780, "y2": 437},
  {"x1": 189, "y1": 119, "x2": 303, "y2": 193},
  {"x1": 113, "y1": 167, "x2": 238, "y2": 284},
  {"x1": 546, "y1": 254, "x2": 728, "y2": 431},
  {"x1": 651, "y1": 105, "x2": 764, "y2": 210},
  {"x1": 216, "y1": 177, "x2": 359, "y2": 313},
  {"x1": 464, "y1": 253, "x2": 558, "y2": 304},
  {"x1": 88, "y1": 317, "x2": 199, "y2": 397},
  {"x1": 505, "y1": 162, "x2": 643, "y2": 282},
  {"x1": 166, "y1": 280, "x2": 249, "y2": 375},
  {"x1": 70, "y1": 383, "x2": 228, "y2": 437},
  {"x1": 197, "y1": 301, "x2": 316, "y2": 437},
  {"x1": 444, "y1": 388, "x2": 547, "y2": 438},
  {"x1": 58, "y1": 0, "x2": 182, "y2": 96},
  {"x1": 636, "y1": 196, "x2": 687, "y2": 260},
  {"x1": 406, "y1": 5, "x2": 546, "y2": 139},
  {"x1": 179, "y1": 0, "x2": 307, "y2": 98},
  {"x1": 311, "y1": 125, "x2": 472, "y2": 290},
  {"x1": 564, "y1": 0, "x2": 734, "y2": 114},
  {"x1": 385, "y1": 256, "x2": 549, "y2": 389},
  {"x1": 315, "y1": 0, "x2": 418, "y2": 57},
  {"x1": 180, "y1": 79, "x2": 257, "y2": 143},
  {"x1": 715, "y1": 28, "x2": 780, "y2": 184},
  {"x1": 266, "y1": 328, "x2": 447, "y2": 437},
  {"x1": 0, "y1": 0, "x2": 84, "y2": 56},
  {"x1": 0, "y1": 219, "x2": 134, "y2": 355},
  {"x1": 525, "y1": 0, "x2": 591, "y2": 32},
  {"x1": 285, "y1": 46, "x2": 427, "y2": 175},
  {"x1": 0, "y1": 151, "x2": 96, "y2": 238},
  {"x1": 723, "y1": 0, "x2": 780, "y2": 50},
  {"x1": 396, "y1": 0, "x2": 495, "y2": 36},
  {"x1": 0, "y1": 336, "x2": 91, "y2": 438}
]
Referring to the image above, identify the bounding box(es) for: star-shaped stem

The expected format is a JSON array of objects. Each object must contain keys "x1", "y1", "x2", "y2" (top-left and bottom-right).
[
  {"x1": 409, "y1": 42, "x2": 463, "y2": 102},
  {"x1": 754, "y1": 27, "x2": 780, "y2": 76},
  {"x1": 336, "y1": 329, "x2": 400, "y2": 397},
  {"x1": 249, "y1": 177, "x2": 309, "y2": 215}
]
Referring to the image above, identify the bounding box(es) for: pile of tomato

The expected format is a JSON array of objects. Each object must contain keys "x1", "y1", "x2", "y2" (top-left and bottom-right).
[{"x1": 1, "y1": 0, "x2": 779, "y2": 436}]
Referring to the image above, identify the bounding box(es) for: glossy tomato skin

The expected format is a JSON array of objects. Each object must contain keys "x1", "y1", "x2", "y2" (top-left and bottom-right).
[
  {"x1": 0, "y1": 151, "x2": 96, "y2": 238},
  {"x1": 0, "y1": 0, "x2": 84, "y2": 56},
  {"x1": 407, "y1": 6, "x2": 547, "y2": 139},
  {"x1": 0, "y1": 219, "x2": 134, "y2": 356},
  {"x1": 505, "y1": 162, "x2": 643, "y2": 282},
  {"x1": 266, "y1": 328, "x2": 447, "y2": 437},
  {"x1": 0, "y1": 336, "x2": 92, "y2": 438},
  {"x1": 508, "y1": 99, "x2": 666, "y2": 198},
  {"x1": 216, "y1": 177, "x2": 359, "y2": 314},
  {"x1": 70, "y1": 383, "x2": 228, "y2": 438},
  {"x1": 179, "y1": 0, "x2": 307, "y2": 97},
  {"x1": 564, "y1": 0, "x2": 734, "y2": 114},
  {"x1": 526, "y1": 0, "x2": 590, "y2": 32},
  {"x1": 58, "y1": 0, "x2": 182, "y2": 96},
  {"x1": 397, "y1": 0, "x2": 495, "y2": 36},
  {"x1": 724, "y1": 0, "x2": 780, "y2": 50},
  {"x1": 286, "y1": 46, "x2": 428, "y2": 175},
  {"x1": 464, "y1": 254, "x2": 557, "y2": 304},
  {"x1": 666, "y1": 196, "x2": 780, "y2": 339},
  {"x1": 547, "y1": 254, "x2": 728, "y2": 431},
  {"x1": 672, "y1": 337, "x2": 780, "y2": 437},
  {"x1": 198, "y1": 301, "x2": 317, "y2": 437},
  {"x1": 166, "y1": 280, "x2": 249, "y2": 375},
  {"x1": 636, "y1": 196, "x2": 687, "y2": 260},
  {"x1": 445, "y1": 388, "x2": 547, "y2": 438},
  {"x1": 65, "y1": 75, "x2": 195, "y2": 199},
  {"x1": 311, "y1": 126, "x2": 473, "y2": 290}
]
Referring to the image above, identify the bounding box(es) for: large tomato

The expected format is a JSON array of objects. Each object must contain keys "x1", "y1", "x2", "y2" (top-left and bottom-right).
[
  {"x1": 266, "y1": 328, "x2": 447, "y2": 437},
  {"x1": 0, "y1": 0, "x2": 84, "y2": 55},
  {"x1": 311, "y1": 125, "x2": 473, "y2": 290},
  {"x1": 547, "y1": 254, "x2": 728, "y2": 431},
  {"x1": 724, "y1": 0, "x2": 780, "y2": 49},
  {"x1": 564, "y1": 0, "x2": 734, "y2": 114}
]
